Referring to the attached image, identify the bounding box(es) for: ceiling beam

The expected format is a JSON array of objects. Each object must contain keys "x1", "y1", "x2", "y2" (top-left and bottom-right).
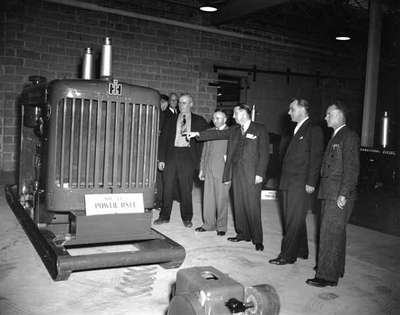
[{"x1": 211, "y1": 0, "x2": 291, "y2": 25}]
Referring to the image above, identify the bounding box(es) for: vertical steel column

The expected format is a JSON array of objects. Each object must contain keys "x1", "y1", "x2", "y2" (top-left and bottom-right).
[{"x1": 361, "y1": 0, "x2": 383, "y2": 147}]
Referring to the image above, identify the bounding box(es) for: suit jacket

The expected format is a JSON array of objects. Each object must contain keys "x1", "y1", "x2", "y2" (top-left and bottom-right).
[
  {"x1": 199, "y1": 125, "x2": 229, "y2": 179},
  {"x1": 158, "y1": 112, "x2": 208, "y2": 168},
  {"x1": 159, "y1": 107, "x2": 178, "y2": 137},
  {"x1": 279, "y1": 119, "x2": 324, "y2": 190},
  {"x1": 198, "y1": 122, "x2": 269, "y2": 183},
  {"x1": 318, "y1": 126, "x2": 360, "y2": 201}
]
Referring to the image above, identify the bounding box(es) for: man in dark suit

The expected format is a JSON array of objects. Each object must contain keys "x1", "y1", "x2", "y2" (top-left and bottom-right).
[
  {"x1": 159, "y1": 93, "x2": 179, "y2": 134},
  {"x1": 196, "y1": 110, "x2": 230, "y2": 236},
  {"x1": 269, "y1": 98, "x2": 324, "y2": 265},
  {"x1": 154, "y1": 94, "x2": 170, "y2": 210},
  {"x1": 154, "y1": 93, "x2": 208, "y2": 227},
  {"x1": 186, "y1": 104, "x2": 269, "y2": 251},
  {"x1": 156, "y1": 92, "x2": 180, "y2": 207},
  {"x1": 306, "y1": 101, "x2": 360, "y2": 287}
]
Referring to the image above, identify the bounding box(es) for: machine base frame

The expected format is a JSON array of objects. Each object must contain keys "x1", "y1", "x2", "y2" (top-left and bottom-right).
[{"x1": 5, "y1": 184, "x2": 185, "y2": 281}]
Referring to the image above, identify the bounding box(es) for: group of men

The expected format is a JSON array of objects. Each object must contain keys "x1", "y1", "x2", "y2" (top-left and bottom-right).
[
  {"x1": 153, "y1": 93, "x2": 360, "y2": 289},
  {"x1": 268, "y1": 98, "x2": 360, "y2": 288}
]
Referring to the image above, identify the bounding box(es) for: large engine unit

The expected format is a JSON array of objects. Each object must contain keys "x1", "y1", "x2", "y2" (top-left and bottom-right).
[{"x1": 5, "y1": 37, "x2": 185, "y2": 281}]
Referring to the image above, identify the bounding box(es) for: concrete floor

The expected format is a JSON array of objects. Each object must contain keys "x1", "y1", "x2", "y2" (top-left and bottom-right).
[{"x1": 0, "y1": 184, "x2": 399, "y2": 315}]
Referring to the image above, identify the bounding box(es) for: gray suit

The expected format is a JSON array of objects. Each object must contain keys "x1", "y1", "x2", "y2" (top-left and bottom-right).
[
  {"x1": 199, "y1": 126, "x2": 230, "y2": 232},
  {"x1": 317, "y1": 125, "x2": 360, "y2": 282}
]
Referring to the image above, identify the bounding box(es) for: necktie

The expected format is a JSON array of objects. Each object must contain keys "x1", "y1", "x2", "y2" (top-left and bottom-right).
[
  {"x1": 241, "y1": 126, "x2": 245, "y2": 135},
  {"x1": 181, "y1": 115, "x2": 187, "y2": 135}
]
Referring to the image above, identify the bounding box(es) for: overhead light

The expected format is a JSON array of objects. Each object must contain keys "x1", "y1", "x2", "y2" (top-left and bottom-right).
[
  {"x1": 335, "y1": 30, "x2": 351, "y2": 41},
  {"x1": 200, "y1": 6, "x2": 218, "y2": 12},
  {"x1": 336, "y1": 35, "x2": 351, "y2": 41}
]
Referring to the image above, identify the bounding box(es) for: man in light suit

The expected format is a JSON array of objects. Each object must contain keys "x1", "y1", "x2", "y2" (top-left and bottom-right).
[
  {"x1": 195, "y1": 110, "x2": 230, "y2": 236},
  {"x1": 154, "y1": 94, "x2": 208, "y2": 227},
  {"x1": 186, "y1": 104, "x2": 269, "y2": 251},
  {"x1": 269, "y1": 98, "x2": 324, "y2": 265},
  {"x1": 306, "y1": 101, "x2": 360, "y2": 287}
]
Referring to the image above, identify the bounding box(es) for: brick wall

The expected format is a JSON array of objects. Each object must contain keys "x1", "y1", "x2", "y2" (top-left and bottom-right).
[{"x1": 0, "y1": 0, "x2": 364, "y2": 175}]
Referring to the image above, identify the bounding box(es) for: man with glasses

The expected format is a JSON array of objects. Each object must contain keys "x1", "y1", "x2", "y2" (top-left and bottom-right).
[
  {"x1": 196, "y1": 110, "x2": 231, "y2": 236},
  {"x1": 154, "y1": 94, "x2": 208, "y2": 227}
]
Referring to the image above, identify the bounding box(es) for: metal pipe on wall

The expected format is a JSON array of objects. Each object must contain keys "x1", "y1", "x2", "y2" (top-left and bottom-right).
[{"x1": 361, "y1": 0, "x2": 383, "y2": 147}]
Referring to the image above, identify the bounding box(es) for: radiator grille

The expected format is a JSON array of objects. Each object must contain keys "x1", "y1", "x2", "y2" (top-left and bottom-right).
[{"x1": 55, "y1": 98, "x2": 158, "y2": 189}]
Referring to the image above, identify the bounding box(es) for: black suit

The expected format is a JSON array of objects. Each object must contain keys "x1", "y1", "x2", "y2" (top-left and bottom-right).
[
  {"x1": 278, "y1": 119, "x2": 324, "y2": 261},
  {"x1": 316, "y1": 126, "x2": 360, "y2": 282},
  {"x1": 155, "y1": 107, "x2": 179, "y2": 208},
  {"x1": 198, "y1": 122, "x2": 269, "y2": 244},
  {"x1": 158, "y1": 112, "x2": 208, "y2": 222}
]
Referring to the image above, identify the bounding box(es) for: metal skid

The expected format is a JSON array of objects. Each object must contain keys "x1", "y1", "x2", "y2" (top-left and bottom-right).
[{"x1": 6, "y1": 185, "x2": 185, "y2": 281}]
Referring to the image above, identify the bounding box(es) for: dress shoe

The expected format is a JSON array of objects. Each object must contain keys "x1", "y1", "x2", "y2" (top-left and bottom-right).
[
  {"x1": 153, "y1": 218, "x2": 169, "y2": 225},
  {"x1": 255, "y1": 243, "x2": 264, "y2": 251},
  {"x1": 195, "y1": 227, "x2": 207, "y2": 232},
  {"x1": 268, "y1": 257, "x2": 296, "y2": 265},
  {"x1": 298, "y1": 254, "x2": 308, "y2": 260},
  {"x1": 183, "y1": 221, "x2": 193, "y2": 228},
  {"x1": 306, "y1": 277, "x2": 337, "y2": 287},
  {"x1": 227, "y1": 236, "x2": 250, "y2": 242},
  {"x1": 217, "y1": 231, "x2": 226, "y2": 236}
]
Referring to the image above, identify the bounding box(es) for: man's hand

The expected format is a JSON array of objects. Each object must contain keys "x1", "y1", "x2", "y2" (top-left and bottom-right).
[
  {"x1": 158, "y1": 161, "x2": 165, "y2": 171},
  {"x1": 337, "y1": 195, "x2": 347, "y2": 209},
  {"x1": 198, "y1": 170, "x2": 205, "y2": 181},
  {"x1": 223, "y1": 181, "x2": 231, "y2": 185},
  {"x1": 305, "y1": 185, "x2": 315, "y2": 194},
  {"x1": 185, "y1": 131, "x2": 199, "y2": 140},
  {"x1": 255, "y1": 175, "x2": 263, "y2": 184}
]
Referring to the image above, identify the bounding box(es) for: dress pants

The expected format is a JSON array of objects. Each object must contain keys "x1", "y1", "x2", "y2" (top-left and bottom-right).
[
  {"x1": 231, "y1": 161, "x2": 263, "y2": 244},
  {"x1": 160, "y1": 147, "x2": 195, "y2": 222},
  {"x1": 280, "y1": 188, "x2": 309, "y2": 260},
  {"x1": 316, "y1": 199, "x2": 354, "y2": 282},
  {"x1": 202, "y1": 170, "x2": 230, "y2": 232},
  {"x1": 154, "y1": 170, "x2": 164, "y2": 208}
]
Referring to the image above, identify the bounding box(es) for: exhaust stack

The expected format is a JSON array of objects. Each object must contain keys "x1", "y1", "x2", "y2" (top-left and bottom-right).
[
  {"x1": 82, "y1": 47, "x2": 93, "y2": 80},
  {"x1": 100, "y1": 37, "x2": 112, "y2": 80}
]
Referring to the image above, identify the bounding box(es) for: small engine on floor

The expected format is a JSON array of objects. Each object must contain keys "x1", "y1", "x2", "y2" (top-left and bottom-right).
[{"x1": 168, "y1": 266, "x2": 280, "y2": 315}]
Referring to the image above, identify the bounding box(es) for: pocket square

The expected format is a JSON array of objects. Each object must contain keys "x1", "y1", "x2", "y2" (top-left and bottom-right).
[{"x1": 246, "y1": 133, "x2": 257, "y2": 139}]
